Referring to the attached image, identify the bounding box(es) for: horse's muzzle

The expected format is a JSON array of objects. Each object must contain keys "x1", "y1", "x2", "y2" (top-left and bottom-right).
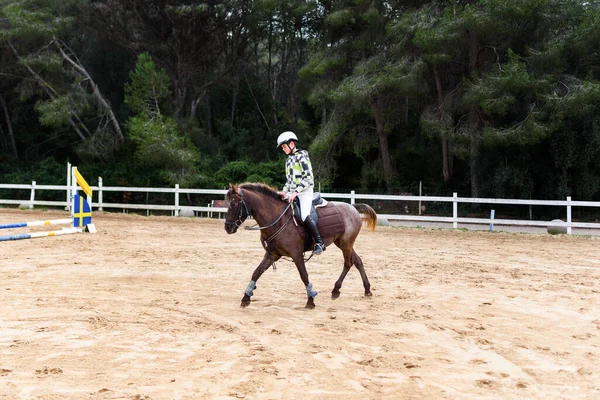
[{"x1": 224, "y1": 221, "x2": 239, "y2": 234}]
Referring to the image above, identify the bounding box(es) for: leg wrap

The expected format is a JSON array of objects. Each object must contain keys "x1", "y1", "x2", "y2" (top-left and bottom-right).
[
  {"x1": 245, "y1": 280, "x2": 257, "y2": 297},
  {"x1": 306, "y1": 282, "x2": 318, "y2": 298}
]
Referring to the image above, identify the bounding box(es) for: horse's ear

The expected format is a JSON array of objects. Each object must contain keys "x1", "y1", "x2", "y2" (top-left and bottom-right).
[{"x1": 229, "y1": 183, "x2": 239, "y2": 194}]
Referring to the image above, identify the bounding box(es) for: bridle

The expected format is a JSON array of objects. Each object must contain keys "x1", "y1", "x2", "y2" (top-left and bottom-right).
[
  {"x1": 224, "y1": 187, "x2": 309, "y2": 267},
  {"x1": 224, "y1": 189, "x2": 252, "y2": 230},
  {"x1": 225, "y1": 188, "x2": 294, "y2": 233}
]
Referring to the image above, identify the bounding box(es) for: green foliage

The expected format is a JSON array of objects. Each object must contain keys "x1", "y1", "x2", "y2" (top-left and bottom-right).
[
  {"x1": 214, "y1": 159, "x2": 285, "y2": 188},
  {"x1": 326, "y1": 10, "x2": 354, "y2": 28},
  {"x1": 297, "y1": 53, "x2": 347, "y2": 107},
  {"x1": 0, "y1": 156, "x2": 64, "y2": 184},
  {"x1": 35, "y1": 95, "x2": 75, "y2": 127},
  {"x1": 410, "y1": 7, "x2": 462, "y2": 64},
  {"x1": 125, "y1": 53, "x2": 200, "y2": 186},
  {"x1": 124, "y1": 53, "x2": 171, "y2": 117},
  {"x1": 419, "y1": 107, "x2": 454, "y2": 139},
  {"x1": 460, "y1": 50, "x2": 557, "y2": 147},
  {"x1": 166, "y1": 4, "x2": 210, "y2": 15},
  {"x1": 0, "y1": 0, "x2": 74, "y2": 40},
  {"x1": 4, "y1": 0, "x2": 600, "y2": 202},
  {"x1": 0, "y1": 157, "x2": 65, "y2": 201},
  {"x1": 18, "y1": 53, "x2": 63, "y2": 73},
  {"x1": 487, "y1": 164, "x2": 534, "y2": 199},
  {"x1": 545, "y1": 79, "x2": 600, "y2": 119},
  {"x1": 127, "y1": 114, "x2": 200, "y2": 186},
  {"x1": 74, "y1": 129, "x2": 122, "y2": 163},
  {"x1": 463, "y1": 51, "x2": 530, "y2": 111},
  {"x1": 333, "y1": 57, "x2": 425, "y2": 106}
]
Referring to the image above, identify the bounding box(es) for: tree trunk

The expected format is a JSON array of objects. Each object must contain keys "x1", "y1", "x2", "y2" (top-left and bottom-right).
[
  {"x1": 371, "y1": 99, "x2": 394, "y2": 192},
  {"x1": 0, "y1": 93, "x2": 18, "y2": 159},
  {"x1": 267, "y1": 21, "x2": 275, "y2": 124},
  {"x1": 54, "y1": 38, "x2": 124, "y2": 144},
  {"x1": 231, "y1": 74, "x2": 238, "y2": 122},
  {"x1": 468, "y1": 31, "x2": 481, "y2": 198},
  {"x1": 176, "y1": 83, "x2": 187, "y2": 119},
  {"x1": 245, "y1": 72, "x2": 271, "y2": 134},
  {"x1": 190, "y1": 94, "x2": 203, "y2": 121},
  {"x1": 204, "y1": 89, "x2": 213, "y2": 137},
  {"x1": 468, "y1": 107, "x2": 481, "y2": 198},
  {"x1": 433, "y1": 65, "x2": 452, "y2": 184}
]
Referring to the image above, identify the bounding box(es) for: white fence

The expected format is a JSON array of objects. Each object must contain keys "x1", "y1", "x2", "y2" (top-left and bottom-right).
[
  {"x1": 3, "y1": 176, "x2": 600, "y2": 234},
  {"x1": 2, "y1": 163, "x2": 600, "y2": 234}
]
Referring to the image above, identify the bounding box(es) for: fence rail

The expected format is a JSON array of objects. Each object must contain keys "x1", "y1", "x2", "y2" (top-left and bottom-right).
[{"x1": 3, "y1": 177, "x2": 600, "y2": 234}]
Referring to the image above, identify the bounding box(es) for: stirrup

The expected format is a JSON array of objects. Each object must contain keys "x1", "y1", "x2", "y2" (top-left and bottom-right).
[{"x1": 312, "y1": 243, "x2": 326, "y2": 255}]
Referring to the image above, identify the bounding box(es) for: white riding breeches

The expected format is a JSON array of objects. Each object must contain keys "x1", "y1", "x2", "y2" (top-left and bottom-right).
[{"x1": 296, "y1": 188, "x2": 313, "y2": 221}]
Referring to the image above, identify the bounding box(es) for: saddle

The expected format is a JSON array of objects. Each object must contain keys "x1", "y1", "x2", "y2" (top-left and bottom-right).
[
  {"x1": 292, "y1": 193, "x2": 327, "y2": 226},
  {"x1": 293, "y1": 193, "x2": 344, "y2": 252}
]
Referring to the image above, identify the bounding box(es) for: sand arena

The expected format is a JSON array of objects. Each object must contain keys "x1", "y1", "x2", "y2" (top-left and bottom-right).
[{"x1": 0, "y1": 209, "x2": 598, "y2": 399}]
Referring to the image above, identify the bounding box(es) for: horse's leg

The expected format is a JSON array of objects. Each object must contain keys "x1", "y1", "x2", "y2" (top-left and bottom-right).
[
  {"x1": 352, "y1": 249, "x2": 372, "y2": 297},
  {"x1": 291, "y1": 253, "x2": 318, "y2": 309},
  {"x1": 331, "y1": 240, "x2": 352, "y2": 300},
  {"x1": 240, "y1": 252, "x2": 280, "y2": 308},
  {"x1": 332, "y1": 245, "x2": 372, "y2": 299}
]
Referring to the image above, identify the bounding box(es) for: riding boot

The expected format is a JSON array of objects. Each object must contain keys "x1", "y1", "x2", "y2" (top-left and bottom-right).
[{"x1": 304, "y1": 215, "x2": 326, "y2": 255}]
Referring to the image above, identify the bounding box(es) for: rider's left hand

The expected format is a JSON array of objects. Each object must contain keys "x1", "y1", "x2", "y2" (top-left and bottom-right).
[{"x1": 288, "y1": 191, "x2": 298, "y2": 203}]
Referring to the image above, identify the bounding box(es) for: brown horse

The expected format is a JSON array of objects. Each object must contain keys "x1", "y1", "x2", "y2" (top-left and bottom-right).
[{"x1": 224, "y1": 183, "x2": 377, "y2": 309}]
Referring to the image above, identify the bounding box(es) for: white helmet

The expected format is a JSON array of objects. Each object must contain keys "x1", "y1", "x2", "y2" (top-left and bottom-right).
[{"x1": 276, "y1": 131, "x2": 298, "y2": 147}]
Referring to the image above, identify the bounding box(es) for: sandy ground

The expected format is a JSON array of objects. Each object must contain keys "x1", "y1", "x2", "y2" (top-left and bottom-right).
[{"x1": 0, "y1": 209, "x2": 599, "y2": 400}]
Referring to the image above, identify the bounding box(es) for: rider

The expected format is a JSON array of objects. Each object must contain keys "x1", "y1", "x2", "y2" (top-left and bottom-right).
[{"x1": 276, "y1": 131, "x2": 326, "y2": 255}]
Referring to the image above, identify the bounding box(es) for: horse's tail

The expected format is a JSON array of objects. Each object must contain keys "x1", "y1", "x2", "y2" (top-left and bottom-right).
[{"x1": 353, "y1": 204, "x2": 377, "y2": 232}]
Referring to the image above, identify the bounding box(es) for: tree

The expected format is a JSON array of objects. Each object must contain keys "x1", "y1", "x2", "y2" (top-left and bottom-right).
[
  {"x1": 125, "y1": 53, "x2": 200, "y2": 186},
  {"x1": 84, "y1": 1, "x2": 252, "y2": 126},
  {"x1": 300, "y1": 0, "x2": 426, "y2": 191},
  {"x1": 409, "y1": 0, "x2": 579, "y2": 197},
  {"x1": 0, "y1": 0, "x2": 124, "y2": 162}
]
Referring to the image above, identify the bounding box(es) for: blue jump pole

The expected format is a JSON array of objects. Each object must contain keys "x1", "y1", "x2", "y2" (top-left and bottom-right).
[{"x1": 0, "y1": 227, "x2": 80, "y2": 242}]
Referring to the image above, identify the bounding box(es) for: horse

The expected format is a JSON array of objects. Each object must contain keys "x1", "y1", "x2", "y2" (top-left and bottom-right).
[{"x1": 224, "y1": 183, "x2": 377, "y2": 309}]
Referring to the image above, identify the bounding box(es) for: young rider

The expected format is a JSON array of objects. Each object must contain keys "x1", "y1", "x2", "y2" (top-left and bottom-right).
[{"x1": 276, "y1": 131, "x2": 326, "y2": 255}]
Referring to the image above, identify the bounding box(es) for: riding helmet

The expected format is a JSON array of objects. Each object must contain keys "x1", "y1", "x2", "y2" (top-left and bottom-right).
[{"x1": 276, "y1": 131, "x2": 298, "y2": 147}]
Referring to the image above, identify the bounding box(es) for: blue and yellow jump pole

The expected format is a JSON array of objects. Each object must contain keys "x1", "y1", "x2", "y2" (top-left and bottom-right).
[
  {"x1": 0, "y1": 165, "x2": 95, "y2": 242},
  {"x1": 0, "y1": 227, "x2": 80, "y2": 241}
]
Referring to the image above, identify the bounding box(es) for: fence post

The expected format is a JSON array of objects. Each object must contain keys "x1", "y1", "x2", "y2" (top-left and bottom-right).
[
  {"x1": 66, "y1": 162, "x2": 71, "y2": 211},
  {"x1": 566, "y1": 196, "x2": 572, "y2": 234},
  {"x1": 98, "y1": 177, "x2": 103, "y2": 212},
  {"x1": 350, "y1": 190, "x2": 355, "y2": 205},
  {"x1": 453, "y1": 192, "x2": 458, "y2": 229},
  {"x1": 418, "y1": 181, "x2": 422, "y2": 215},
  {"x1": 29, "y1": 181, "x2": 36, "y2": 208},
  {"x1": 174, "y1": 184, "x2": 180, "y2": 217}
]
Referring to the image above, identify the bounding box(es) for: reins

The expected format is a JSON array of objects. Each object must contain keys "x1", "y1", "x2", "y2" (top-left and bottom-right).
[
  {"x1": 244, "y1": 202, "x2": 292, "y2": 232},
  {"x1": 246, "y1": 198, "x2": 295, "y2": 270},
  {"x1": 230, "y1": 187, "x2": 315, "y2": 268}
]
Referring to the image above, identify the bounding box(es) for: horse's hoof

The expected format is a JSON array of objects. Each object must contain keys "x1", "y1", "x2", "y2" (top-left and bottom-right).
[
  {"x1": 240, "y1": 296, "x2": 251, "y2": 307},
  {"x1": 305, "y1": 298, "x2": 316, "y2": 309},
  {"x1": 331, "y1": 291, "x2": 340, "y2": 300},
  {"x1": 364, "y1": 291, "x2": 373, "y2": 297}
]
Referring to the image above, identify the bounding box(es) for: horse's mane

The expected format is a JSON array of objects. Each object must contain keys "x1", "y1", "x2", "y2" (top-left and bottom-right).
[{"x1": 239, "y1": 182, "x2": 281, "y2": 202}]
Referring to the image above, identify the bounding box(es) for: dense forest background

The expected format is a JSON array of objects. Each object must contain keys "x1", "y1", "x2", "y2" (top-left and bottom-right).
[{"x1": 1, "y1": 0, "x2": 600, "y2": 202}]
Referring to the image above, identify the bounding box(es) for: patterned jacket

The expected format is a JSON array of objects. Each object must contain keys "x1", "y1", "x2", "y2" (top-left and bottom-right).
[{"x1": 282, "y1": 149, "x2": 314, "y2": 194}]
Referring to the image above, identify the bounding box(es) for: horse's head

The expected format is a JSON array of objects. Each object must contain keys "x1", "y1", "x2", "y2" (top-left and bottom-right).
[{"x1": 224, "y1": 183, "x2": 251, "y2": 234}]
